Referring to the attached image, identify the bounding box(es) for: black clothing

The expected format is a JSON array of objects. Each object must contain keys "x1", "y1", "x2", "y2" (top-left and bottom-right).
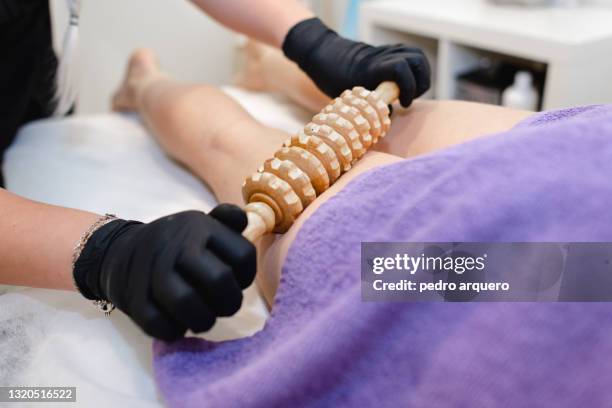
[{"x1": 0, "y1": 0, "x2": 57, "y2": 187}]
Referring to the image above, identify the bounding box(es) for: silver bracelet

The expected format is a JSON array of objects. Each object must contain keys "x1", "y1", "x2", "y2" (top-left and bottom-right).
[{"x1": 72, "y1": 214, "x2": 118, "y2": 315}]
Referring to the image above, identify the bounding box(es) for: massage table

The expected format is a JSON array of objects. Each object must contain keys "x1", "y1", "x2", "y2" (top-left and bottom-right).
[{"x1": 0, "y1": 87, "x2": 311, "y2": 407}]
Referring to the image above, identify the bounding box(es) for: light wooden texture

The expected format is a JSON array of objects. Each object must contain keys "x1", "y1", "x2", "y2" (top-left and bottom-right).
[{"x1": 241, "y1": 81, "x2": 400, "y2": 242}]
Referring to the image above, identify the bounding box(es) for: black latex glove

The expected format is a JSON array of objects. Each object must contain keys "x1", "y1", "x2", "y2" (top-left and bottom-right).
[
  {"x1": 73, "y1": 205, "x2": 256, "y2": 341},
  {"x1": 283, "y1": 18, "x2": 431, "y2": 107}
]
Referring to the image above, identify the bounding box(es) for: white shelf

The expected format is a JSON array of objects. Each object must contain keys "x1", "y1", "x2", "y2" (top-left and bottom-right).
[{"x1": 360, "y1": 0, "x2": 612, "y2": 109}]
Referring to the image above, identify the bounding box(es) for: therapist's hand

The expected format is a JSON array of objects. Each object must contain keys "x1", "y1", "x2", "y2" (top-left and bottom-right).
[
  {"x1": 282, "y1": 18, "x2": 431, "y2": 107},
  {"x1": 73, "y1": 205, "x2": 256, "y2": 341}
]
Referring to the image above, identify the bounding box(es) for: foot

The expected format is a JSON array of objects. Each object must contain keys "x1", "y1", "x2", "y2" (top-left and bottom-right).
[
  {"x1": 234, "y1": 40, "x2": 270, "y2": 92},
  {"x1": 112, "y1": 48, "x2": 166, "y2": 112}
]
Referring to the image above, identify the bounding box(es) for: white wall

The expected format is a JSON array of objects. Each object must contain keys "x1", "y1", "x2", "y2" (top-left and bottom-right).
[
  {"x1": 316, "y1": 0, "x2": 350, "y2": 29},
  {"x1": 50, "y1": 0, "x2": 237, "y2": 114},
  {"x1": 50, "y1": 0, "x2": 612, "y2": 114}
]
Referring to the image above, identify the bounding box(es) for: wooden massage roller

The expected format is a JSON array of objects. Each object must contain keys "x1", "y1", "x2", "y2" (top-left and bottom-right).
[{"x1": 242, "y1": 81, "x2": 400, "y2": 242}]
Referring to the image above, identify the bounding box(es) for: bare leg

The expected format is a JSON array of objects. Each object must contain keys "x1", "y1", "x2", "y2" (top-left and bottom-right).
[
  {"x1": 235, "y1": 40, "x2": 329, "y2": 113},
  {"x1": 113, "y1": 49, "x2": 288, "y2": 205},
  {"x1": 112, "y1": 49, "x2": 529, "y2": 305},
  {"x1": 235, "y1": 41, "x2": 534, "y2": 159},
  {"x1": 112, "y1": 50, "x2": 401, "y2": 304},
  {"x1": 377, "y1": 100, "x2": 533, "y2": 158},
  {"x1": 114, "y1": 50, "x2": 529, "y2": 300}
]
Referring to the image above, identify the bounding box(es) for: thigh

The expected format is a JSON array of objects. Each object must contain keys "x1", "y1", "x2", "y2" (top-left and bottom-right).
[
  {"x1": 254, "y1": 101, "x2": 533, "y2": 305},
  {"x1": 374, "y1": 100, "x2": 534, "y2": 159},
  {"x1": 255, "y1": 151, "x2": 402, "y2": 306}
]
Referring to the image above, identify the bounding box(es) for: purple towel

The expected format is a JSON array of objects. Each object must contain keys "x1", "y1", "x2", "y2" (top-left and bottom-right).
[{"x1": 154, "y1": 105, "x2": 612, "y2": 407}]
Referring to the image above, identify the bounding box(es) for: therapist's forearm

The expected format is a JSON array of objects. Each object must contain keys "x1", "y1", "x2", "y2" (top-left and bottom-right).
[
  {"x1": 190, "y1": 0, "x2": 313, "y2": 48},
  {"x1": 0, "y1": 188, "x2": 100, "y2": 291}
]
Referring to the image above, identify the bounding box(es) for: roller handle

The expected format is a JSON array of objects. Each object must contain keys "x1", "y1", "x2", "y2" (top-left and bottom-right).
[
  {"x1": 242, "y1": 204, "x2": 275, "y2": 242},
  {"x1": 242, "y1": 81, "x2": 400, "y2": 243},
  {"x1": 374, "y1": 81, "x2": 400, "y2": 106}
]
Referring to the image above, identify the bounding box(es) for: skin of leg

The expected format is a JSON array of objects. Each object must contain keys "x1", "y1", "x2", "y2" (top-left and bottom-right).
[
  {"x1": 376, "y1": 100, "x2": 533, "y2": 159},
  {"x1": 113, "y1": 50, "x2": 288, "y2": 205},
  {"x1": 235, "y1": 40, "x2": 330, "y2": 113},
  {"x1": 116, "y1": 50, "x2": 532, "y2": 306},
  {"x1": 135, "y1": 81, "x2": 400, "y2": 305},
  {"x1": 115, "y1": 51, "x2": 402, "y2": 306},
  {"x1": 236, "y1": 41, "x2": 534, "y2": 159},
  {"x1": 139, "y1": 81, "x2": 287, "y2": 205}
]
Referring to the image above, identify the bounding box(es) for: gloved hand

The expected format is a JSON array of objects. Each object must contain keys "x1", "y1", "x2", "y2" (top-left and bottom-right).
[
  {"x1": 283, "y1": 18, "x2": 431, "y2": 107},
  {"x1": 73, "y1": 205, "x2": 256, "y2": 341}
]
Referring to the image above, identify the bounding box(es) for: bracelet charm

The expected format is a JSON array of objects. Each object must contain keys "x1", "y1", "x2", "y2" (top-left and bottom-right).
[{"x1": 72, "y1": 213, "x2": 118, "y2": 315}]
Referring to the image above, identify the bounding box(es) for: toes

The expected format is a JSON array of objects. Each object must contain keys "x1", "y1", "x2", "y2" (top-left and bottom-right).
[
  {"x1": 129, "y1": 48, "x2": 159, "y2": 75},
  {"x1": 111, "y1": 89, "x2": 130, "y2": 112},
  {"x1": 111, "y1": 95, "x2": 125, "y2": 112},
  {"x1": 111, "y1": 48, "x2": 163, "y2": 111}
]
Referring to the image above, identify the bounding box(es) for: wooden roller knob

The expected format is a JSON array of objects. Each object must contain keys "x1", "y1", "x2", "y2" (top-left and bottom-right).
[
  {"x1": 285, "y1": 132, "x2": 341, "y2": 183},
  {"x1": 274, "y1": 146, "x2": 329, "y2": 194},
  {"x1": 351, "y1": 87, "x2": 391, "y2": 135},
  {"x1": 312, "y1": 113, "x2": 365, "y2": 160},
  {"x1": 340, "y1": 91, "x2": 383, "y2": 143},
  {"x1": 324, "y1": 98, "x2": 373, "y2": 149},
  {"x1": 303, "y1": 124, "x2": 353, "y2": 172},
  {"x1": 242, "y1": 172, "x2": 302, "y2": 233},
  {"x1": 241, "y1": 81, "x2": 400, "y2": 242},
  {"x1": 261, "y1": 158, "x2": 316, "y2": 208}
]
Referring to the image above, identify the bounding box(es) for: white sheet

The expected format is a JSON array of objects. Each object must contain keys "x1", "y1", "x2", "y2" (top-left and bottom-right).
[{"x1": 0, "y1": 87, "x2": 310, "y2": 407}]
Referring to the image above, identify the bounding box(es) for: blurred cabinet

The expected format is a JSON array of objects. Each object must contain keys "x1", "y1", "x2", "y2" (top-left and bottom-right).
[{"x1": 360, "y1": 0, "x2": 612, "y2": 109}]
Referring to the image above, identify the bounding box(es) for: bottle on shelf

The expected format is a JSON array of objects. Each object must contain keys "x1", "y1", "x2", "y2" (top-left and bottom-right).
[{"x1": 502, "y1": 71, "x2": 539, "y2": 111}]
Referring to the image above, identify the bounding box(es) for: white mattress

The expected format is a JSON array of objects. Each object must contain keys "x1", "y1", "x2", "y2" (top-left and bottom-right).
[{"x1": 0, "y1": 87, "x2": 310, "y2": 407}]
